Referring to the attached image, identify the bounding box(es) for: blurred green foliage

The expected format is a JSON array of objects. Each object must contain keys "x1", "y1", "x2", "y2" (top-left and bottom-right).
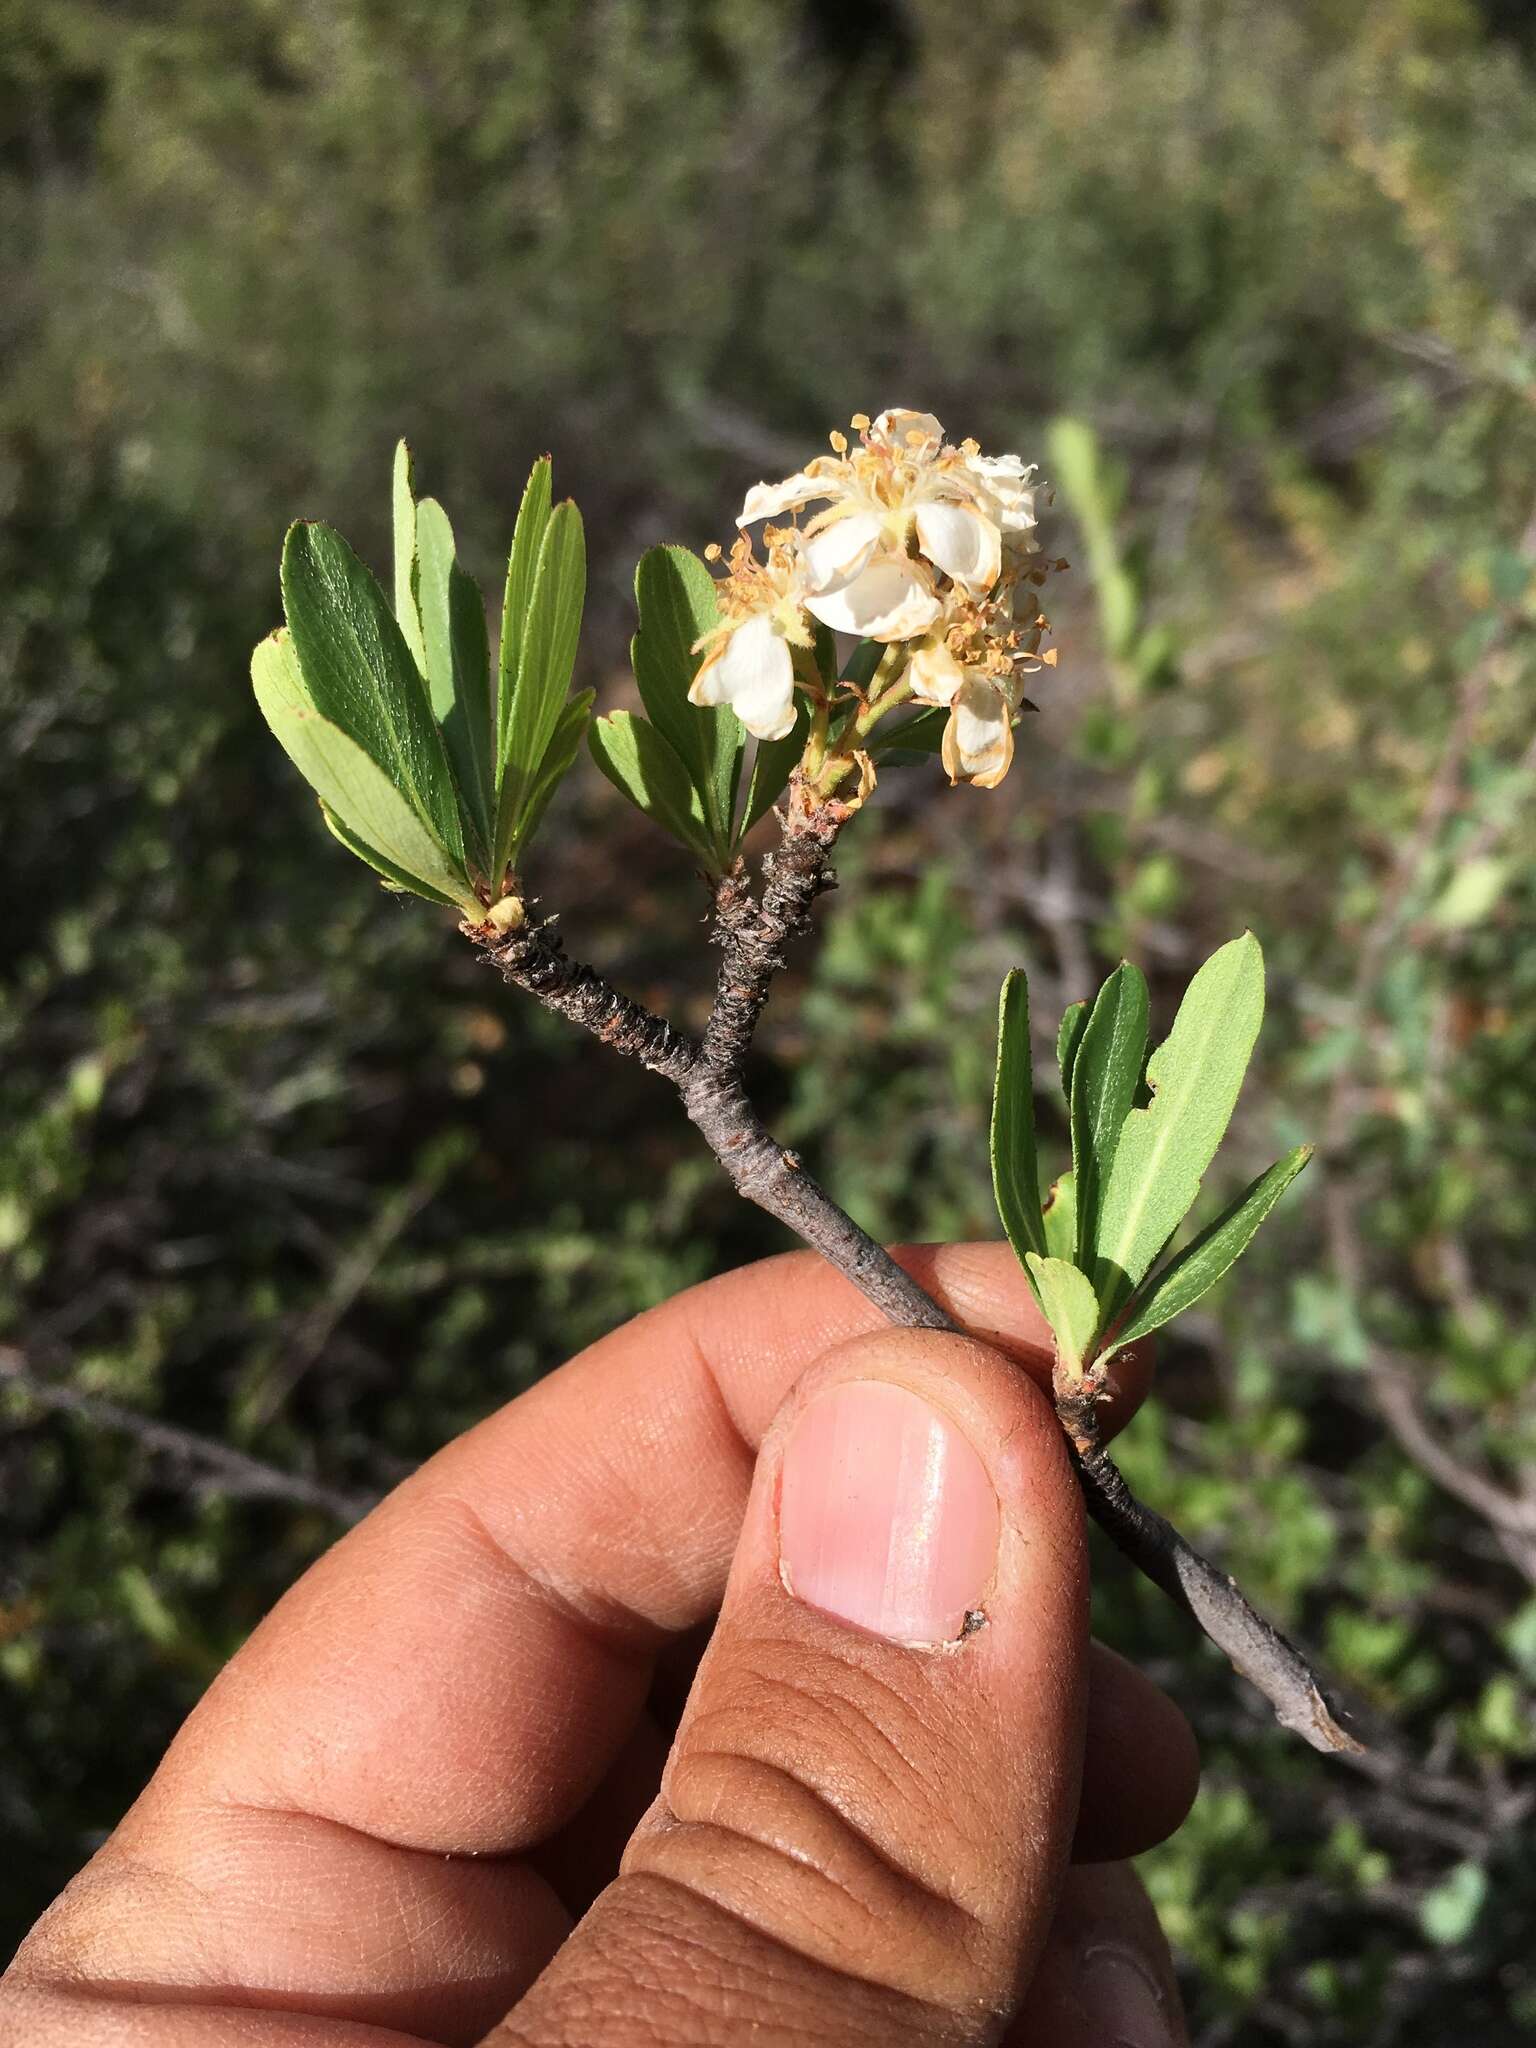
[{"x1": 3, "y1": 1, "x2": 1536, "y2": 2037}]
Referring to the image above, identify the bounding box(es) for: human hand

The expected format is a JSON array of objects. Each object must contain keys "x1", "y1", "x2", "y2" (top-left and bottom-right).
[{"x1": 3, "y1": 1242, "x2": 1198, "y2": 2046}]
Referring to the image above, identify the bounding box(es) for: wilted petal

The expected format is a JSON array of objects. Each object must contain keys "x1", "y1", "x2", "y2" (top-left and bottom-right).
[
  {"x1": 689, "y1": 611, "x2": 797, "y2": 739},
  {"x1": 739, "y1": 470, "x2": 834, "y2": 525},
  {"x1": 871, "y1": 408, "x2": 944, "y2": 450},
  {"x1": 907, "y1": 637, "x2": 966, "y2": 707},
  {"x1": 967, "y1": 453, "x2": 1040, "y2": 534},
  {"x1": 805, "y1": 556, "x2": 942, "y2": 641},
  {"x1": 802, "y1": 511, "x2": 882, "y2": 593},
  {"x1": 941, "y1": 675, "x2": 1015, "y2": 788},
  {"x1": 914, "y1": 500, "x2": 1002, "y2": 593}
]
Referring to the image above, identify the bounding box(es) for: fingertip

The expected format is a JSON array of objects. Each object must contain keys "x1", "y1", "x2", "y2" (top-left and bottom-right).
[{"x1": 1074, "y1": 1642, "x2": 1200, "y2": 1862}]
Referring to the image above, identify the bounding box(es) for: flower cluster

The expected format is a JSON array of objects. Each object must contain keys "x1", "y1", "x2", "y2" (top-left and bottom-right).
[{"x1": 689, "y1": 408, "x2": 1059, "y2": 787}]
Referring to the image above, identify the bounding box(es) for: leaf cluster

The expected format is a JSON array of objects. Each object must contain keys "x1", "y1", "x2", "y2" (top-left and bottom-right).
[
  {"x1": 252, "y1": 443, "x2": 591, "y2": 917},
  {"x1": 991, "y1": 934, "x2": 1311, "y2": 1376},
  {"x1": 587, "y1": 546, "x2": 805, "y2": 878}
]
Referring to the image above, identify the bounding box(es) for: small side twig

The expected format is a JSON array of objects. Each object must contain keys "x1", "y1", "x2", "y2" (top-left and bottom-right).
[
  {"x1": 471, "y1": 809, "x2": 1362, "y2": 1755},
  {"x1": 0, "y1": 1347, "x2": 374, "y2": 1523},
  {"x1": 701, "y1": 787, "x2": 847, "y2": 1074}
]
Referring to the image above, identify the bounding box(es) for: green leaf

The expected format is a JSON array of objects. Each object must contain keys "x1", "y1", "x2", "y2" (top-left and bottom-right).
[
  {"x1": 737, "y1": 698, "x2": 809, "y2": 840},
  {"x1": 251, "y1": 625, "x2": 314, "y2": 715},
  {"x1": 497, "y1": 456, "x2": 553, "y2": 777},
  {"x1": 870, "y1": 706, "x2": 948, "y2": 763},
  {"x1": 280, "y1": 521, "x2": 465, "y2": 865},
  {"x1": 392, "y1": 440, "x2": 427, "y2": 676},
  {"x1": 496, "y1": 497, "x2": 586, "y2": 876},
  {"x1": 1057, "y1": 1000, "x2": 1089, "y2": 1099},
  {"x1": 1112, "y1": 1146, "x2": 1313, "y2": 1348},
  {"x1": 588, "y1": 710, "x2": 712, "y2": 861},
  {"x1": 321, "y1": 805, "x2": 464, "y2": 909},
  {"x1": 841, "y1": 638, "x2": 884, "y2": 688},
  {"x1": 1024, "y1": 1255, "x2": 1100, "y2": 1377},
  {"x1": 1431, "y1": 856, "x2": 1510, "y2": 931},
  {"x1": 505, "y1": 689, "x2": 593, "y2": 864},
  {"x1": 1092, "y1": 933, "x2": 1266, "y2": 1316},
  {"x1": 1070, "y1": 962, "x2": 1149, "y2": 1268},
  {"x1": 632, "y1": 545, "x2": 738, "y2": 859},
  {"x1": 415, "y1": 496, "x2": 494, "y2": 865},
  {"x1": 252, "y1": 637, "x2": 477, "y2": 914},
  {"x1": 1042, "y1": 1174, "x2": 1076, "y2": 1261},
  {"x1": 991, "y1": 970, "x2": 1048, "y2": 1269},
  {"x1": 1421, "y1": 1863, "x2": 1487, "y2": 1947}
]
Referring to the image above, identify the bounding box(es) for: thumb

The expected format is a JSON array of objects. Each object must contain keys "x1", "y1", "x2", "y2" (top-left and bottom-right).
[{"x1": 493, "y1": 1329, "x2": 1089, "y2": 2046}]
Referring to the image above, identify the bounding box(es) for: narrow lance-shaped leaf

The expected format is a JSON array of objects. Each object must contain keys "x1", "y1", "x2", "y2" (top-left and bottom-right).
[
  {"x1": 1070, "y1": 962, "x2": 1149, "y2": 1269},
  {"x1": 632, "y1": 546, "x2": 739, "y2": 860},
  {"x1": 415, "y1": 497, "x2": 495, "y2": 867},
  {"x1": 1058, "y1": 1000, "x2": 1089, "y2": 1099},
  {"x1": 497, "y1": 456, "x2": 553, "y2": 778},
  {"x1": 1111, "y1": 1146, "x2": 1313, "y2": 1349},
  {"x1": 869, "y1": 705, "x2": 948, "y2": 762},
  {"x1": 496, "y1": 498, "x2": 585, "y2": 878},
  {"x1": 737, "y1": 698, "x2": 809, "y2": 840},
  {"x1": 252, "y1": 633, "x2": 478, "y2": 914},
  {"x1": 991, "y1": 970, "x2": 1048, "y2": 1269},
  {"x1": 506, "y1": 689, "x2": 594, "y2": 865},
  {"x1": 841, "y1": 638, "x2": 884, "y2": 689},
  {"x1": 588, "y1": 710, "x2": 713, "y2": 863},
  {"x1": 280, "y1": 522, "x2": 465, "y2": 866},
  {"x1": 1092, "y1": 933, "x2": 1266, "y2": 1319},
  {"x1": 1024, "y1": 1255, "x2": 1100, "y2": 1378},
  {"x1": 321, "y1": 806, "x2": 465, "y2": 909},
  {"x1": 392, "y1": 440, "x2": 428, "y2": 676},
  {"x1": 1042, "y1": 1174, "x2": 1076, "y2": 1262}
]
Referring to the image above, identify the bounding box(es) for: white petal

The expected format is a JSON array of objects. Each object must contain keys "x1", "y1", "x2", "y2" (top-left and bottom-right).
[
  {"x1": 805, "y1": 556, "x2": 942, "y2": 641},
  {"x1": 688, "y1": 611, "x2": 797, "y2": 739},
  {"x1": 907, "y1": 638, "x2": 965, "y2": 707},
  {"x1": 941, "y1": 676, "x2": 1015, "y2": 788},
  {"x1": 802, "y1": 511, "x2": 882, "y2": 593},
  {"x1": 967, "y1": 454, "x2": 1040, "y2": 534},
  {"x1": 871, "y1": 408, "x2": 944, "y2": 450},
  {"x1": 738, "y1": 470, "x2": 833, "y2": 525},
  {"x1": 914, "y1": 500, "x2": 1002, "y2": 593}
]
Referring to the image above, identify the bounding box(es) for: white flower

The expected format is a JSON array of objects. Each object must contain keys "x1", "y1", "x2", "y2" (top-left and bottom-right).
[
  {"x1": 688, "y1": 532, "x2": 813, "y2": 740},
  {"x1": 737, "y1": 408, "x2": 1025, "y2": 614},
  {"x1": 940, "y1": 674, "x2": 1017, "y2": 789},
  {"x1": 804, "y1": 554, "x2": 942, "y2": 641},
  {"x1": 906, "y1": 583, "x2": 1053, "y2": 790}
]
